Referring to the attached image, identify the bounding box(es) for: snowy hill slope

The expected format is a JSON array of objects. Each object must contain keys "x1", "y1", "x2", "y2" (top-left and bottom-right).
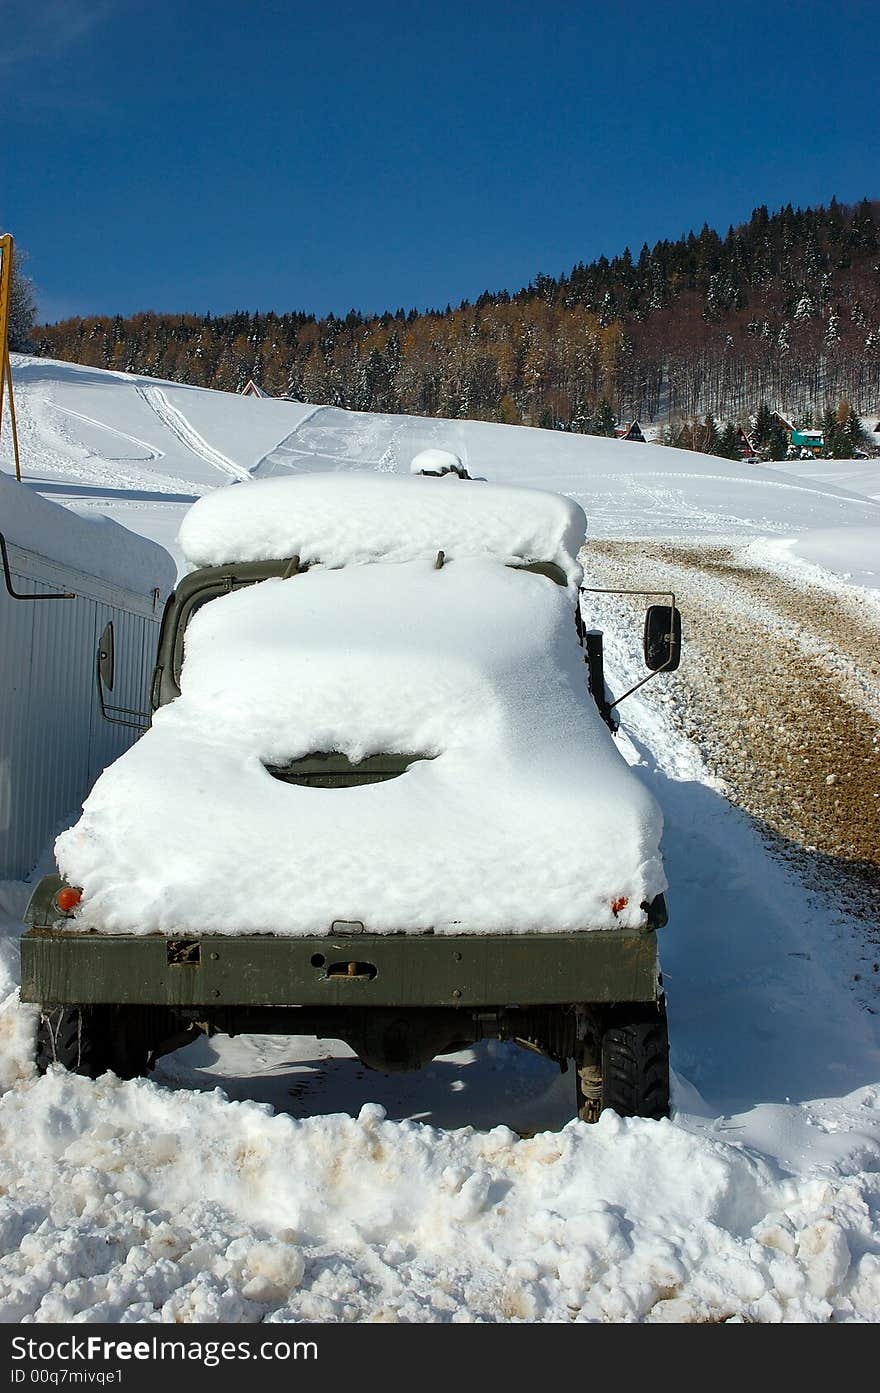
[
  {"x1": 0, "y1": 356, "x2": 879, "y2": 1322},
  {"x1": 5, "y1": 354, "x2": 880, "y2": 585}
]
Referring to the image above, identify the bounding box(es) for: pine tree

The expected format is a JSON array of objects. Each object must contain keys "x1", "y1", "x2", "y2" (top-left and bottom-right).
[
  {"x1": 845, "y1": 405, "x2": 867, "y2": 452},
  {"x1": 663, "y1": 422, "x2": 682, "y2": 448},
  {"x1": 703, "y1": 413, "x2": 720, "y2": 454},
  {"x1": 830, "y1": 426, "x2": 851, "y2": 459},
  {"x1": 753, "y1": 401, "x2": 773, "y2": 447},
  {"x1": 718, "y1": 421, "x2": 740, "y2": 460},
  {"x1": 819, "y1": 405, "x2": 839, "y2": 458},
  {"x1": 765, "y1": 423, "x2": 789, "y2": 461},
  {"x1": 596, "y1": 398, "x2": 616, "y2": 435}
]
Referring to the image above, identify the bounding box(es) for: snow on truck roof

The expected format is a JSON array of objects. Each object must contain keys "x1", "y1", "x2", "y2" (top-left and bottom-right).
[
  {"x1": 56, "y1": 555, "x2": 665, "y2": 938},
  {"x1": 177, "y1": 472, "x2": 587, "y2": 586}
]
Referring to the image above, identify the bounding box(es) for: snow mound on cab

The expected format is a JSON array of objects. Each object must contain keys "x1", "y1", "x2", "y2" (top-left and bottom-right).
[
  {"x1": 177, "y1": 472, "x2": 587, "y2": 586},
  {"x1": 56, "y1": 559, "x2": 664, "y2": 936},
  {"x1": 410, "y1": 447, "x2": 467, "y2": 477}
]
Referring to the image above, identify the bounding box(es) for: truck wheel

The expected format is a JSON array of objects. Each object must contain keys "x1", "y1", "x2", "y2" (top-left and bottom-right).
[
  {"x1": 576, "y1": 999, "x2": 670, "y2": 1122},
  {"x1": 36, "y1": 1006, "x2": 153, "y2": 1080}
]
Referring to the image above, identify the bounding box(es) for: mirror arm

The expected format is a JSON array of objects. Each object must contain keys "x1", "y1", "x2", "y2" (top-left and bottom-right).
[
  {"x1": 607, "y1": 656, "x2": 675, "y2": 711},
  {"x1": 95, "y1": 649, "x2": 150, "y2": 731},
  {"x1": 579, "y1": 586, "x2": 678, "y2": 712}
]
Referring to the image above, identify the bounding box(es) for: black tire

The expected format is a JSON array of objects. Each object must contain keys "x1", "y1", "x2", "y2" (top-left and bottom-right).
[
  {"x1": 36, "y1": 1005, "x2": 153, "y2": 1080},
  {"x1": 600, "y1": 999, "x2": 670, "y2": 1120},
  {"x1": 576, "y1": 998, "x2": 670, "y2": 1122}
]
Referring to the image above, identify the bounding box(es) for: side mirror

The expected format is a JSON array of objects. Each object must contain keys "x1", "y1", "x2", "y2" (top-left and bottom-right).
[
  {"x1": 98, "y1": 621, "x2": 114, "y2": 691},
  {"x1": 644, "y1": 604, "x2": 681, "y2": 672},
  {"x1": 95, "y1": 623, "x2": 148, "y2": 731}
]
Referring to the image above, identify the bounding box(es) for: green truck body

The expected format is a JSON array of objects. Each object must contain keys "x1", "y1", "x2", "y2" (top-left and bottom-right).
[
  {"x1": 22, "y1": 551, "x2": 674, "y2": 1122},
  {"x1": 23, "y1": 876, "x2": 662, "y2": 1011}
]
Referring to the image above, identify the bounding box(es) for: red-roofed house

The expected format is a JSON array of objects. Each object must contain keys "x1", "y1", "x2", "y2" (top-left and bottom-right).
[
  {"x1": 771, "y1": 410, "x2": 795, "y2": 434},
  {"x1": 613, "y1": 420, "x2": 646, "y2": 443},
  {"x1": 240, "y1": 380, "x2": 271, "y2": 398},
  {"x1": 735, "y1": 426, "x2": 757, "y2": 458}
]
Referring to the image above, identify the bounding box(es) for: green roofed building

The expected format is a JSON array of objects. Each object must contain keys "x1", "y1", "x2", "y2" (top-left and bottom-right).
[{"x1": 790, "y1": 428, "x2": 824, "y2": 453}]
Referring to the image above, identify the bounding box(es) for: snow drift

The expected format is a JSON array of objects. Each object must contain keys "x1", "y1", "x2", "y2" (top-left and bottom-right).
[{"x1": 0, "y1": 471, "x2": 175, "y2": 595}]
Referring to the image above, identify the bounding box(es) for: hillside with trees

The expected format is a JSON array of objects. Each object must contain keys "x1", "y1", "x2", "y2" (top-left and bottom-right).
[{"x1": 33, "y1": 198, "x2": 880, "y2": 437}]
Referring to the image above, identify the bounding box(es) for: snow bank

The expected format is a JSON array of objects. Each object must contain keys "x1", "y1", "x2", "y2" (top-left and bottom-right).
[
  {"x1": 2, "y1": 1071, "x2": 879, "y2": 1322},
  {"x1": 785, "y1": 528, "x2": 880, "y2": 594},
  {"x1": 766, "y1": 456, "x2": 880, "y2": 504},
  {"x1": 0, "y1": 471, "x2": 175, "y2": 596},
  {"x1": 0, "y1": 881, "x2": 35, "y2": 1096},
  {"x1": 177, "y1": 473, "x2": 587, "y2": 586},
  {"x1": 56, "y1": 559, "x2": 664, "y2": 935}
]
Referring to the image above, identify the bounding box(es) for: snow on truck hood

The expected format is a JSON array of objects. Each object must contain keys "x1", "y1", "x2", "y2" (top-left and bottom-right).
[
  {"x1": 56, "y1": 475, "x2": 665, "y2": 936},
  {"x1": 177, "y1": 472, "x2": 587, "y2": 586},
  {"x1": 56, "y1": 564, "x2": 665, "y2": 937}
]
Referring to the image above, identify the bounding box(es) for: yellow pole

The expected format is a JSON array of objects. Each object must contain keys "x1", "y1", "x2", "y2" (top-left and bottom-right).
[
  {"x1": 0, "y1": 233, "x2": 22, "y2": 481},
  {"x1": 4, "y1": 346, "x2": 21, "y2": 482},
  {"x1": 0, "y1": 339, "x2": 5, "y2": 462}
]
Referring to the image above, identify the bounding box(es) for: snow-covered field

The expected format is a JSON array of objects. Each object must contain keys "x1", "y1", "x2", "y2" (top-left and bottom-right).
[{"x1": 1, "y1": 356, "x2": 879, "y2": 1322}]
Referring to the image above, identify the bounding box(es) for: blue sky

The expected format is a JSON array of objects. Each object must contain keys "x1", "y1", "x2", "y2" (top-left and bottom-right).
[{"x1": 1, "y1": 0, "x2": 874, "y2": 322}]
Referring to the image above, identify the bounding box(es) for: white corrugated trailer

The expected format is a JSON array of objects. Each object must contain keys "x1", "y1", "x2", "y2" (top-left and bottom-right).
[{"x1": 0, "y1": 477, "x2": 175, "y2": 879}]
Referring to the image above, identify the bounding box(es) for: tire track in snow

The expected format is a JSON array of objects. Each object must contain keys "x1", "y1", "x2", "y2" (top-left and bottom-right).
[
  {"x1": 250, "y1": 404, "x2": 331, "y2": 477},
  {"x1": 1, "y1": 374, "x2": 194, "y2": 497},
  {"x1": 135, "y1": 386, "x2": 252, "y2": 482},
  {"x1": 253, "y1": 404, "x2": 398, "y2": 476},
  {"x1": 49, "y1": 404, "x2": 165, "y2": 462},
  {"x1": 251, "y1": 406, "x2": 472, "y2": 478}
]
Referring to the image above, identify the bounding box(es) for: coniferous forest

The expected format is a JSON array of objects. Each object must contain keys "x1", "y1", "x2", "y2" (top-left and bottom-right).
[{"x1": 33, "y1": 199, "x2": 880, "y2": 435}]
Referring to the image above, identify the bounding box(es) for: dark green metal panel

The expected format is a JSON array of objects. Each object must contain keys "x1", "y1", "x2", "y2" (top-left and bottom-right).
[
  {"x1": 21, "y1": 926, "x2": 659, "y2": 1009},
  {"x1": 264, "y1": 752, "x2": 431, "y2": 788}
]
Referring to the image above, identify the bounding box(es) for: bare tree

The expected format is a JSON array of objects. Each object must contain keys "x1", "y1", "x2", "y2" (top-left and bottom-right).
[{"x1": 1, "y1": 233, "x2": 37, "y2": 351}]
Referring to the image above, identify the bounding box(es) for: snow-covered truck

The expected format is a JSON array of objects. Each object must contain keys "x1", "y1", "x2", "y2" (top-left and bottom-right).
[{"x1": 21, "y1": 468, "x2": 679, "y2": 1121}]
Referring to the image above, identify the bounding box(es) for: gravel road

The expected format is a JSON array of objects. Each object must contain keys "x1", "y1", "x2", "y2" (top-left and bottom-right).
[{"x1": 584, "y1": 541, "x2": 880, "y2": 923}]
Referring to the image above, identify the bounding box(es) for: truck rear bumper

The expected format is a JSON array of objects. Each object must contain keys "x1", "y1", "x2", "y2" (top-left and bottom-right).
[{"x1": 21, "y1": 926, "x2": 661, "y2": 1009}]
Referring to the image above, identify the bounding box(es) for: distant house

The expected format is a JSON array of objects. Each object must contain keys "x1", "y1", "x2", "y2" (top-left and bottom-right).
[
  {"x1": 614, "y1": 420, "x2": 646, "y2": 443},
  {"x1": 790, "y1": 428, "x2": 824, "y2": 454},
  {"x1": 240, "y1": 379, "x2": 271, "y2": 398},
  {"x1": 771, "y1": 410, "x2": 795, "y2": 435},
  {"x1": 735, "y1": 426, "x2": 757, "y2": 458}
]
